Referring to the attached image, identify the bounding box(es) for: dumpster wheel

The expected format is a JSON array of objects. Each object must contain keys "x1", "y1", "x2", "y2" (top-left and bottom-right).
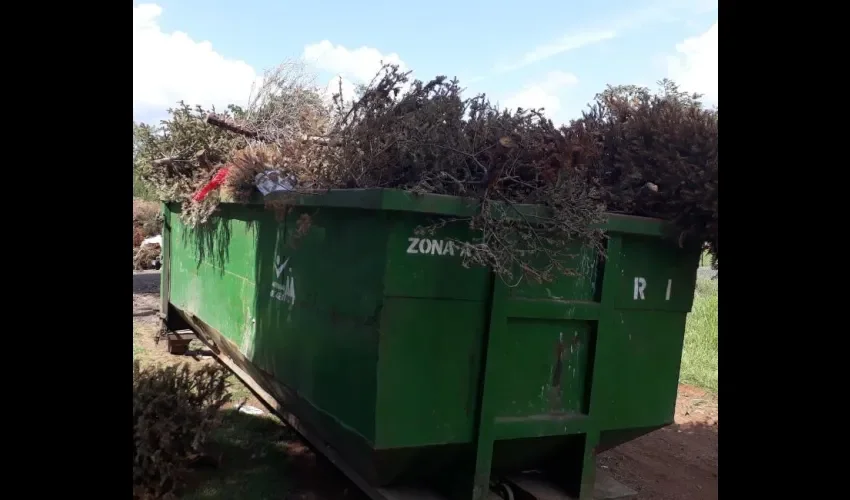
[{"x1": 491, "y1": 480, "x2": 515, "y2": 500}]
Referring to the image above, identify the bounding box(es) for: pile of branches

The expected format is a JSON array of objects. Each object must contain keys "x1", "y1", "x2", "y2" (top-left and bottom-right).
[
  {"x1": 566, "y1": 81, "x2": 718, "y2": 268},
  {"x1": 133, "y1": 244, "x2": 161, "y2": 271},
  {"x1": 133, "y1": 361, "x2": 231, "y2": 499},
  {"x1": 134, "y1": 60, "x2": 327, "y2": 226},
  {"x1": 134, "y1": 61, "x2": 718, "y2": 281},
  {"x1": 133, "y1": 199, "x2": 161, "y2": 242}
]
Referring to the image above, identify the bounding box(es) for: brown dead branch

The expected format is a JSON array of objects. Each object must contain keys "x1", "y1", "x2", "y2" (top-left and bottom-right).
[
  {"x1": 151, "y1": 157, "x2": 178, "y2": 167},
  {"x1": 205, "y1": 113, "x2": 260, "y2": 139},
  {"x1": 205, "y1": 112, "x2": 340, "y2": 147}
]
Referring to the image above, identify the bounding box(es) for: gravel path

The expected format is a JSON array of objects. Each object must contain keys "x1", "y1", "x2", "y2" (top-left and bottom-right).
[
  {"x1": 133, "y1": 270, "x2": 160, "y2": 294},
  {"x1": 133, "y1": 271, "x2": 160, "y2": 325},
  {"x1": 697, "y1": 266, "x2": 717, "y2": 281}
]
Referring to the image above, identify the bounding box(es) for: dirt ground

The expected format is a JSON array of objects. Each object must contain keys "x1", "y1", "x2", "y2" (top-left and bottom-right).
[
  {"x1": 133, "y1": 271, "x2": 265, "y2": 411},
  {"x1": 598, "y1": 386, "x2": 718, "y2": 500},
  {"x1": 133, "y1": 271, "x2": 717, "y2": 500}
]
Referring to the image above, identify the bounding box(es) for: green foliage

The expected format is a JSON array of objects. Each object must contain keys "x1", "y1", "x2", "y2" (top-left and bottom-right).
[
  {"x1": 133, "y1": 361, "x2": 231, "y2": 499},
  {"x1": 133, "y1": 171, "x2": 156, "y2": 201},
  {"x1": 133, "y1": 62, "x2": 328, "y2": 227},
  {"x1": 681, "y1": 279, "x2": 718, "y2": 392},
  {"x1": 133, "y1": 102, "x2": 249, "y2": 225}
]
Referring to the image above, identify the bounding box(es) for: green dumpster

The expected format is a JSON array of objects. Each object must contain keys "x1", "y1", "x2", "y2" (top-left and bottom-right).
[{"x1": 160, "y1": 188, "x2": 700, "y2": 500}]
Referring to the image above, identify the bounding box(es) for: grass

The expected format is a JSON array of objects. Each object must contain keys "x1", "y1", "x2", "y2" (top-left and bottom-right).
[
  {"x1": 698, "y1": 250, "x2": 715, "y2": 268},
  {"x1": 132, "y1": 325, "x2": 149, "y2": 359},
  {"x1": 132, "y1": 320, "x2": 314, "y2": 498},
  {"x1": 226, "y1": 374, "x2": 255, "y2": 405},
  {"x1": 679, "y1": 278, "x2": 718, "y2": 393},
  {"x1": 181, "y1": 411, "x2": 303, "y2": 500}
]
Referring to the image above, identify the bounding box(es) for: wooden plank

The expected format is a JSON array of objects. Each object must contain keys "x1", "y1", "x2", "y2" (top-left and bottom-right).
[
  {"x1": 159, "y1": 205, "x2": 172, "y2": 321},
  {"x1": 166, "y1": 330, "x2": 197, "y2": 341}
]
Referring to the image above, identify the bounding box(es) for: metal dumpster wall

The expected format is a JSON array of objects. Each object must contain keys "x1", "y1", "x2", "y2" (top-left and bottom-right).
[
  {"x1": 256, "y1": 203, "x2": 389, "y2": 444},
  {"x1": 164, "y1": 202, "x2": 386, "y2": 447},
  {"x1": 474, "y1": 223, "x2": 699, "y2": 448},
  {"x1": 166, "y1": 204, "x2": 259, "y2": 355},
  {"x1": 374, "y1": 210, "x2": 491, "y2": 449}
]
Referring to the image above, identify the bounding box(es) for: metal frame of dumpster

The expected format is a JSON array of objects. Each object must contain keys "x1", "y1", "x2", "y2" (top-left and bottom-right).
[{"x1": 159, "y1": 189, "x2": 698, "y2": 500}]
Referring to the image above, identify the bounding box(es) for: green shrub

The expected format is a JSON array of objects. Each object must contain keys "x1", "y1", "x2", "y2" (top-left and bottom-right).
[
  {"x1": 680, "y1": 280, "x2": 718, "y2": 392},
  {"x1": 133, "y1": 361, "x2": 231, "y2": 499}
]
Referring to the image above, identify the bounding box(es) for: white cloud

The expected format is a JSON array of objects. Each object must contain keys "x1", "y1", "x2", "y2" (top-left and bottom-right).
[
  {"x1": 133, "y1": 3, "x2": 258, "y2": 123},
  {"x1": 303, "y1": 40, "x2": 407, "y2": 83},
  {"x1": 303, "y1": 40, "x2": 409, "y2": 105},
  {"x1": 497, "y1": 31, "x2": 616, "y2": 73},
  {"x1": 667, "y1": 22, "x2": 718, "y2": 102},
  {"x1": 503, "y1": 71, "x2": 579, "y2": 115},
  {"x1": 322, "y1": 75, "x2": 358, "y2": 106}
]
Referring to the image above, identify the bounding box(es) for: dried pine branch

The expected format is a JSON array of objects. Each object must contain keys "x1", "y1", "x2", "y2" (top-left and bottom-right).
[{"x1": 133, "y1": 61, "x2": 718, "y2": 281}]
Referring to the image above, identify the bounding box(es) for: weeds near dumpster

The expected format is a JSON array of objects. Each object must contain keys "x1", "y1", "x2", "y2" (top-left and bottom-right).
[
  {"x1": 133, "y1": 361, "x2": 231, "y2": 499},
  {"x1": 681, "y1": 279, "x2": 718, "y2": 392}
]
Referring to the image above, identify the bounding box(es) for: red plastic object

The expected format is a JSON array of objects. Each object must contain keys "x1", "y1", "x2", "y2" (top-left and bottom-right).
[{"x1": 192, "y1": 166, "x2": 230, "y2": 202}]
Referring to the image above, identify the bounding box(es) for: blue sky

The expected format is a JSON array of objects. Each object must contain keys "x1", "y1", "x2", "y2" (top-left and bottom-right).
[{"x1": 133, "y1": 0, "x2": 717, "y2": 126}]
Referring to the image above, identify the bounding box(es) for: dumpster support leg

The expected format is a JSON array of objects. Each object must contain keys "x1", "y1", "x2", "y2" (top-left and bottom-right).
[
  {"x1": 159, "y1": 203, "x2": 172, "y2": 323},
  {"x1": 577, "y1": 432, "x2": 599, "y2": 500},
  {"x1": 470, "y1": 273, "x2": 506, "y2": 500},
  {"x1": 471, "y1": 422, "x2": 495, "y2": 500}
]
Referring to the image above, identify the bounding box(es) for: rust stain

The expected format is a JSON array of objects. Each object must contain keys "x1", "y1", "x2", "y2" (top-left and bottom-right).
[
  {"x1": 552, "y1": 333, "x2": 565, "y2": 388},
  {"x1": 548, "y1": 333, "x2": 566, "y2": 411},
  {"x1": 465, "y1": 353, "x2": 475, "y2": 416}
]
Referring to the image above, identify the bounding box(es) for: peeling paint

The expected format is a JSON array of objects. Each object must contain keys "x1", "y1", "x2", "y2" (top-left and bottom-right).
[{"x1": 547, "y1": 332, "x2": 567, "y2": 410}]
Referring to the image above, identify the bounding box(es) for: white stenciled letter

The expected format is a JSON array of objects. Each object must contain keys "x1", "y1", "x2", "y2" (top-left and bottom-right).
[
  {"x1": 406, "y1": 238, "x2": 420, "y2": 254},
  {"x1": 285, "y1": 276, "x2": 296, "y2": 304},
  {"x1": 274, "y1": 255, "x2": 289, "y2": 278},
  {"x1": 444, "y1": 241, "x2": 456, "y2": 256},
  {"x1": 665, "y1": 279, "x2": 672, "y2": 301},
  {"x1": 633, "y1": 277, "x2": 647, "y2": 300},
  {"x1": 431, "y1": 239, "x2": 444, "y2": 255}
]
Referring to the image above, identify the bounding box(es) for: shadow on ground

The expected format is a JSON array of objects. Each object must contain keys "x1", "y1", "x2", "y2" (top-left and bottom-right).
[
  {"x1": 183, "y1": 409, "x2": 365, "y2": 500},
  {"x1": 186, "y1": 411, "x2": 717, "y2": 500},
  {"x1": 599, "y1": 421, "x2": 718, "y2": 500}
]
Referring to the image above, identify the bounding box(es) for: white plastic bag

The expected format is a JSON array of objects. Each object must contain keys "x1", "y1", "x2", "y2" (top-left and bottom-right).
[{"x1": 255, "y1": 171, "x2": 296, "y2": 196}]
